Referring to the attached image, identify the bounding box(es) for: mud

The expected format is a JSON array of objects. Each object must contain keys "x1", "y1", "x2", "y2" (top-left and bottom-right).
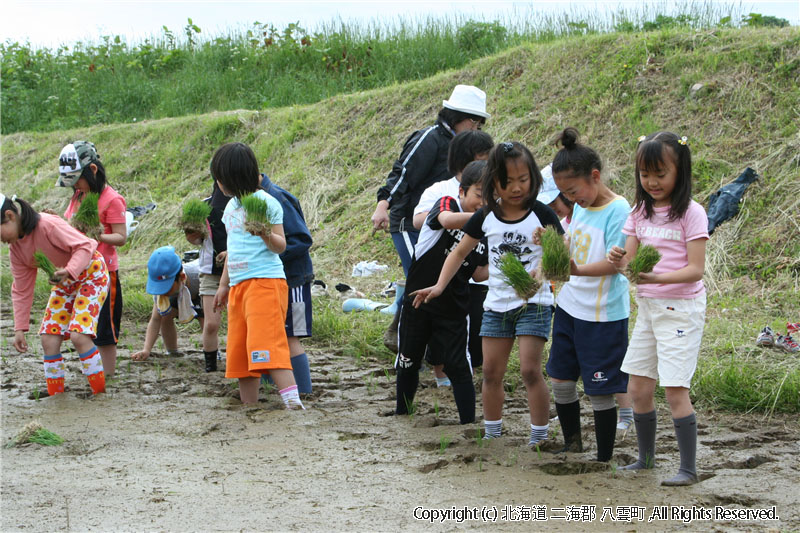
[{"x1": 1, "y1": 319, "x2": 798, "y2": 531}]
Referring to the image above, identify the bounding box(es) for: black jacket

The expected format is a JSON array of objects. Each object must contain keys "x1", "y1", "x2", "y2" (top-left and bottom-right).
[{"x1": 377, "y1": 119, "x2": 455, "y2": 232}]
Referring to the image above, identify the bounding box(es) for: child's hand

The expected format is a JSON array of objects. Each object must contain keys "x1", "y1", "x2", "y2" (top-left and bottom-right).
[
  {"x1": 184, "y1": 230, "x2": 203, "y2": 245},
  {"x1": 131, "y1": 350, "x2": 150, "y2": 362},
  {"x1": 215, "y1": 251, "x2": 227, "y2": 266},
  {"x1": 410, "y1": 286, "x2": 442, "y2": 308},
  {"x1": 569, "y1": 258, "x2": 580, "y2": 276},
  {"x1": 636, "y1": 271, "x2": 659, "y2": 284},
  {"x1": 13, "y1": 331, "x2": 28, "y2": 353},
  {"x1": 607, "y1": 246, "x2": 627, "y2": 267},
  {"x1": 50, "y1": 269, "x2": 69, "y2": 284},
  {"x1": 532, "y1": 227, "x2": 545, "y2": 246},
  {"x1": 213, "y1": 286, "x2": 230, "y2": 312}
]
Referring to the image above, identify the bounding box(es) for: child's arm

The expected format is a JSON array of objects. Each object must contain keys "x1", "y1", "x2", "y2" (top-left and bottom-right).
[
  {"x1": 607, "y1": 235, "x2": 638, "y2": 270},
  {"x1": 131, "y1": 306, "x2": 163, "y2": 361},
  {"x1": 571, "y1": 258, "x2": 622, "y2": 277},
  {"x1": 437, "y1": 211, "x2": 474, "y2": 230},
  {"x1": 472, "y1": 264, "x2": 489, "y2": 282},
  {"x1": 213, "y1": 258, "x2": 231, "y2": 312},
  {"x1": 261, "y1": 223, "x2": 286, "y2": 254},
  {"x1": 639, "y1": 238, "x2": 706, "y2": 284},
  {"x1": 98, "y1": 222, "x2": 127, "y2": 247},
  {"x1": 410, "y1": 235, "x2": 479, "y2": 307},
  {"x1": 412, "y1": 210, "x2": 428, "y2": 229}
]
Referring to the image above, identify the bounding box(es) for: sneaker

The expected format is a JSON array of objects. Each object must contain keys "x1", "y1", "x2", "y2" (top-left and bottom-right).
[
  {"x1": 756, "y1": 326, "x2": 775, "y2": 347},
  {"x1": 787, "y1": 322, "x2": 800, "y2": 335},
  {"x1": 775, "y1": 334, "x2": 799, "y2": 353}
]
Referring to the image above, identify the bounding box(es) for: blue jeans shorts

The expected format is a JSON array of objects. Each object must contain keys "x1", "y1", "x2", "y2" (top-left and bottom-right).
[{"x1": 480, "y1": 304, "x2": 553, "y2": 339}]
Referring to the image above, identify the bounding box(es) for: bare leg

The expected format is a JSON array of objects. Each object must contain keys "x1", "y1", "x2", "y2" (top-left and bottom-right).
[
  {"x1": 518, "y1": 335, "x2": 549, "y2": 426},
  {"x1": 238, "y1": 376, "x2": 261, "y2": 404},
  {"x1": 481, "y1": 337, "x2": 513, "y2": 421},
  {"x1": 98, "y1": 345, "x2": 117, "y2": 378}
]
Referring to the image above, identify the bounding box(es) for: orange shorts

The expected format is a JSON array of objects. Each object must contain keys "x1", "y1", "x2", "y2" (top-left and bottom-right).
[{"x1": 225, "y1": 277, "x2": 290, "y2": 379}]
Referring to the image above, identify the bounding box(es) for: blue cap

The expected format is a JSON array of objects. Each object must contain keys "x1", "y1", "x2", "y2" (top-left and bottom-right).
[{"x1": 146, "y1": 246, "x2": 182, "y2": 295}]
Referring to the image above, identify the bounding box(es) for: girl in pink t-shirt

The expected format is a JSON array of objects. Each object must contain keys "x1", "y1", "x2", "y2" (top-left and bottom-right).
[
  {"x1": 1, "y1": 194, "x2": 109, "y2": 396},
  {"x1": 608, "y1": 132, "x2": 709, "y2": 487},
  {"x1": 59, "y1": 141, "x2": 127, "y2": 378}
]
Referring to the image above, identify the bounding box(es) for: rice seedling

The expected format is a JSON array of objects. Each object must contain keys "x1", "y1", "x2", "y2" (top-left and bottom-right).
[
  {"x1": 439, "y1": 433, "x2": 451, "y2": 454},
  {"x1": 540, "y1": 226, "x2": 571, "y2": 281},
  {"x1": 498, "y1": 252, "x2": 540, "y2": 299},
  {"x1": 5, "y1": 421, "x2": 64, "y2": 448},
  {"x1": 180, "y1": 198, "x2": 211, "y2": 235},
  {"x1": 241, "y1": 193, "x2": 272, "y2": 236},
  {"x1": 71, "y1": 193, "x2": 102, "y2": 240},
  {"x1": 33, "y1": 251, "x2": 60, "y2": 284},
  {"x1": 627, "y1": 244, "x2": 662, "y2": 283}
]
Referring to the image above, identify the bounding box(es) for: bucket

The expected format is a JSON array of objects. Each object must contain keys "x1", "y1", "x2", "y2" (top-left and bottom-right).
[{"x1": 125, "y1": 211, "x2": 139, "y2": 235}]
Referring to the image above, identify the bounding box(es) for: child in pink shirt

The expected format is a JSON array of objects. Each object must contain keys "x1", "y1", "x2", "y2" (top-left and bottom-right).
[
  {"x1": 59, "y1": 141, "x2": 127, "y2": 377},
  {"x1": 1, "y1": 194, "x2": 110, "y2": 396},
  {"x1": 608, "y1": 132, "x2": 709, "y2": 487}
]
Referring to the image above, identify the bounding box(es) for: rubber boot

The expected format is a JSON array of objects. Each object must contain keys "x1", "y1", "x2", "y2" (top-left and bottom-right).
[{"x1": 383, "y1": 307, "x2": 401, "y2": 353}]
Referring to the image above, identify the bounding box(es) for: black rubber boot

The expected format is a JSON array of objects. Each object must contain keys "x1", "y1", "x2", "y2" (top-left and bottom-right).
[
  {"x1": 555, "y1": 400, "x2": 583, "y2": 452},
  {"x1": 204, "y1": 350, "x2": 218, "y2": 373}
]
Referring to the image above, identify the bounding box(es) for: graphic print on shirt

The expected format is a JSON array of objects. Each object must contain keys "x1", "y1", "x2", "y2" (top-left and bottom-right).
[{"x1": 490, "y1": 231, "x2": 533, "y2": 268}]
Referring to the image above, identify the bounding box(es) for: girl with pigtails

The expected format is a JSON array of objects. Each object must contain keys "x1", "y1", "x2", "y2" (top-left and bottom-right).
[{"x1": 1, "y1": 194, "x2": 109, "y2": 396}]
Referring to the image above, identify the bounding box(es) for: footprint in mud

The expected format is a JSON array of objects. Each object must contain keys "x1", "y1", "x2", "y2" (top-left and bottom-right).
[
  {"x1": 539, "y1": 461, "x2": 610, "y2": 476},
  {"x1": 337, "y1": 432, "x2": 372, "y2": 441},
  {"x1": 704, "y1": 494, "x2": 760, "y2": 507},
  {"x1": 418, "y1": 459, "x2": 448, "y2": 473},
  {"x1": 717, "y1": 455, "x2": 773, "y2": 470}
]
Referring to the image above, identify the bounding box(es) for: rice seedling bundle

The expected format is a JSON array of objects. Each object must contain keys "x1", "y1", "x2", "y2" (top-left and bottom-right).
[
  {"x1": 4, "y1": 421, "x2": 64, "y2": 448},
  {"x1": 180, "y1": 198, "x2": 211, "y2": 235},
  {"x1": 540, "y1": 226, "x2": 571, "y2": 281},
  {"x1": 241, "y1": 193, "x2": 272, "y2": 236},
  {"x1": 71, "y1": 192, "x2": 102, "y2": 240},
  {"x1": 498, "y1": 252, "x2": 541, "y2": 300},
  {"x1": 627, "y1": 244, "x2": 662, "y2": 283},
  {"x1": 34, "y1": 251, "x2": 61, "y2": 284}
]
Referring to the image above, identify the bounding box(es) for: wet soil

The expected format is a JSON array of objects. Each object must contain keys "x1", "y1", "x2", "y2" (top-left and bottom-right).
[{"x1": 1, "y1": 318, "x2": 798, "y2": 531}]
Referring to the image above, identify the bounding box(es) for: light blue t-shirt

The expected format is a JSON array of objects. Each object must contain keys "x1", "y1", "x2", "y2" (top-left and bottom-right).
[
  {"x1": 222, "y1": 189, "x2": 285, "y2": 286},
  {"x1": 556, "y1": 196, "x2": 630, "y2": 322}
]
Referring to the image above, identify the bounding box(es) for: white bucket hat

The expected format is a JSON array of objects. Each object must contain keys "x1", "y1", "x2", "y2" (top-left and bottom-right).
[
  {"x1": 443, "y1": 85, "x2": 490, "y2": 118},
  {"x1": 536, "y1": 164, "x2": 560, "y2": 205}
]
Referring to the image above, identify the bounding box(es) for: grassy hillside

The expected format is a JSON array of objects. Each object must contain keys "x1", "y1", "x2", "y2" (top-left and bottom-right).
[{"x1": 2, "y1": 26, "x2": 799, "y2": 412}]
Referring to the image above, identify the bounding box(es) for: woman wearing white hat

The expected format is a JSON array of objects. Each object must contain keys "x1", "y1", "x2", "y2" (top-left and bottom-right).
[{"x1": 372, "y1": 85, "x2": 490, "y2": 352}]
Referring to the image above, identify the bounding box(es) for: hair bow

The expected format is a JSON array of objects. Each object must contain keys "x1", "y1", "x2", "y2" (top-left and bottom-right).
[
  {"x1": 678, "y1": 136, "x2": 688, "y2": 145},
  {"x1": 637, "y1": 135, "x2": 647, "y2": 143},
  {"x1": 501, "y1": 142, "x2": 514, "y2": 153}
]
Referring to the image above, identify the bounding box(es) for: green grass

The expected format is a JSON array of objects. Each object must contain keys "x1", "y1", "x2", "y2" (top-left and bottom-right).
[
  {"x1": 1, "y1": 24, "x2": 798, "y2": 414},
  {"x1": 0, "y1": 3, "x2": 771, "y2": 134},
  {"x1": 240, "y1": 193, "x2": 272, "y2": 235}
]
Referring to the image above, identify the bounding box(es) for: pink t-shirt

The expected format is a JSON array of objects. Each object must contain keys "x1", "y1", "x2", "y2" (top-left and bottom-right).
[
  {"x1": 10, "y1": 213, "x2": 98, "y2": 331},
  {"x1": 64, "y1": 186, "x2": 126, "y2": 271},
  {"x1": 622, "y1": 200, "x2": 709, "y2": 299}
]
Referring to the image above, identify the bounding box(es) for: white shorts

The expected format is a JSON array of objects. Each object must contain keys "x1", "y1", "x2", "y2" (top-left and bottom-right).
[{"x1": 621, "y1": 294, "x2": 706, "y2": 388}]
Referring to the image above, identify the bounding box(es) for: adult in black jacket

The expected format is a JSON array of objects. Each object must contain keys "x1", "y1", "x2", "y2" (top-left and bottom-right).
[
  {"x1": 371, "y1": 85, "x2": 489, "y2": 354},
  {"x1": 371, "y1": 85, "x2": 490, "y2": 275}
]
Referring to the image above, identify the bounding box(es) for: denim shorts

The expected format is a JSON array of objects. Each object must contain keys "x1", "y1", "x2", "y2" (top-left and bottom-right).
[{"x1": 480, "y1": 304, "x2": 553, "y2": 339}]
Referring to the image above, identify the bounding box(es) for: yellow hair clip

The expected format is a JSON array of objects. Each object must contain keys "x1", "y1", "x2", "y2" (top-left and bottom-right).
[
  {"x1": 637, "y1": 135, "x2": 647, "y2": 143},
  {"x1": 678, "y1": 136, "x2": 688, "y2": 145}
]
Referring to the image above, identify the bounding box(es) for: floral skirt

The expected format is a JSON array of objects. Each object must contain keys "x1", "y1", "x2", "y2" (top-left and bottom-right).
[{"x1": 38, "y1": 250, "x2": 109, "y2": 339}]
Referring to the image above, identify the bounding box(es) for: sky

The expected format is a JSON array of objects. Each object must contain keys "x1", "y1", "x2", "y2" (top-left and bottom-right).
[{"x1": 2, "y1": 1, "x2": 798, "y2": 49}]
